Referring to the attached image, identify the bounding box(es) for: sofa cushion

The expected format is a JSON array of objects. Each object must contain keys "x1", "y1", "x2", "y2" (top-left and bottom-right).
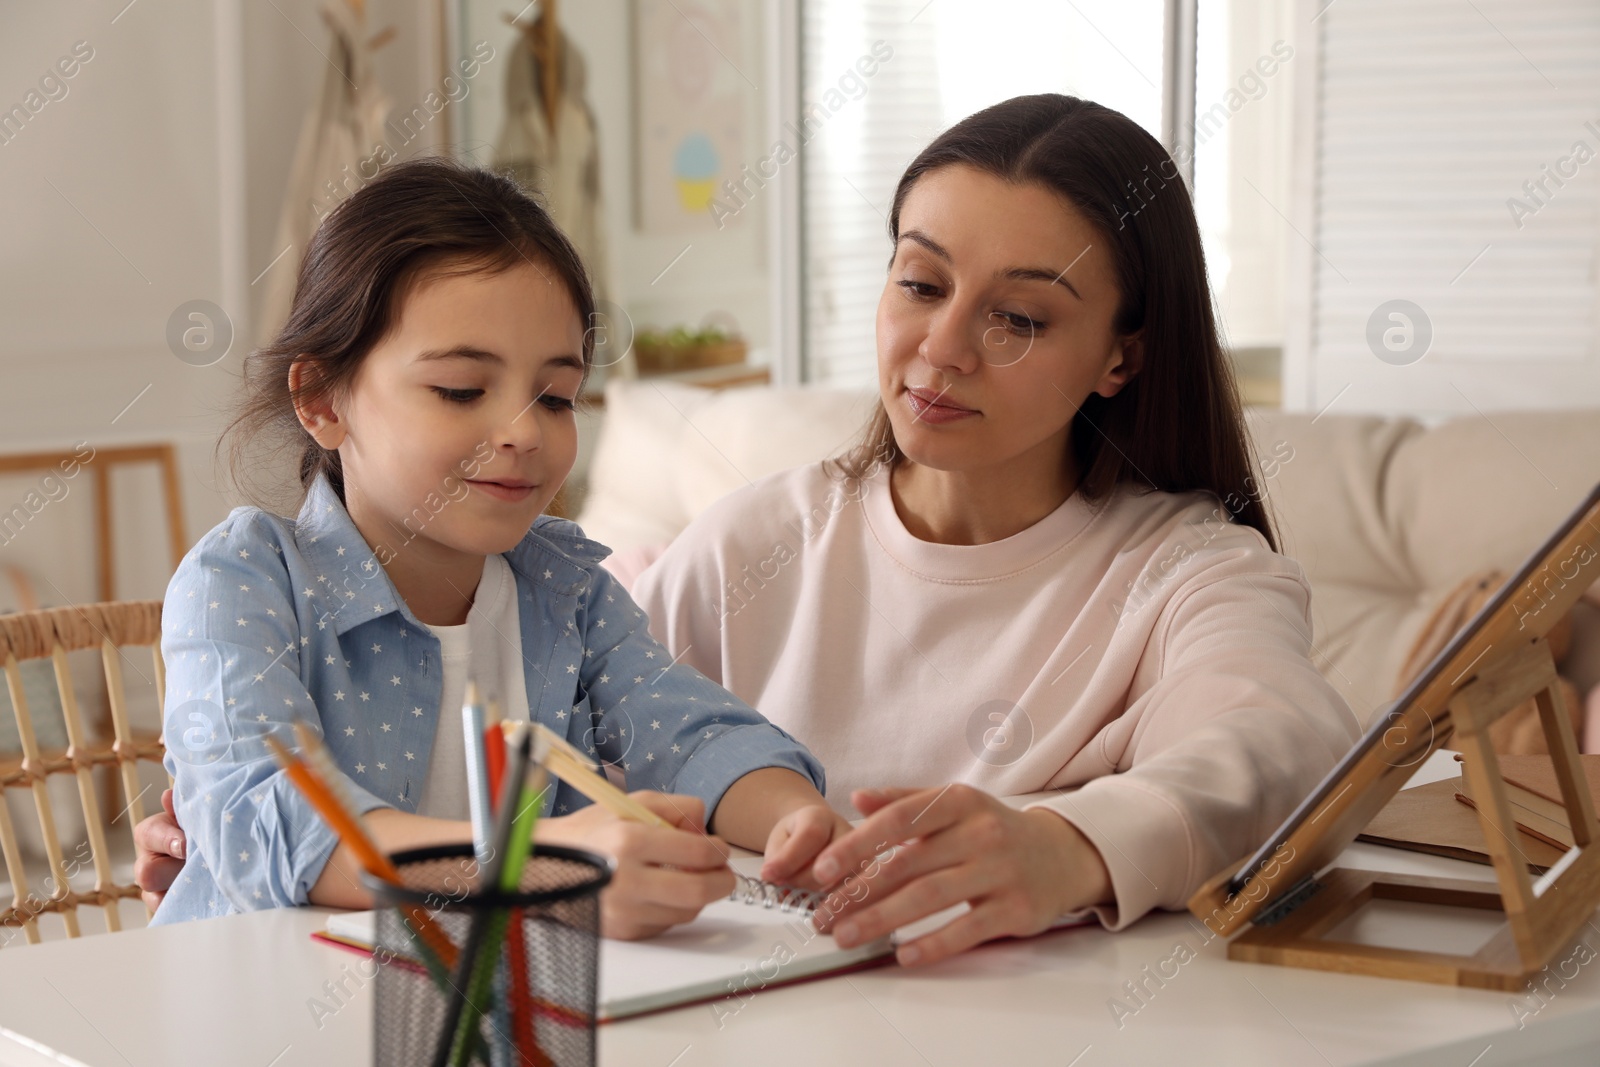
[
  {"x1": 674, "y1": 386, "x2": 879, "y2": 518},
  {"x1": 1387, "y1": 411, "x2": 1600, "y2": 592},
  {"x1": 575, "y1": 380, "x2": 715, "y2": 555},
  {"x1": 1246, "y1": 408, "x2": 1600, "y2": 723},
  {"x1": 1243, "y1": 411, "x2": 1424, "y2": 592},
  {"x1": 578, "y1": 380, "x2": 876, "y2": 553}
]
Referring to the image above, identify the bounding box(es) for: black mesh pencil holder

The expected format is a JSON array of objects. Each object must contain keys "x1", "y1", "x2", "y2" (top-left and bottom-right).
[{"x1": 363, "y1": 843, "x2": 612, "y2": 1067}]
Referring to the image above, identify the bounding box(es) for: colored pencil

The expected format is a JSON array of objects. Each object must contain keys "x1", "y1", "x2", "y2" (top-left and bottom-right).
[
  {"x1": 507, "y1": 721, "x2": 674, "y2": 829},
  {"x1": 462, "y1": 680, "x2": 495, "y2": 870},
  {"x1": 283, "y1": 721, "x2": 564, "y2": 1065},
  {"x1": 268, "y1": 728, "x2": 457, "y2": 972},
  {"x1": 437, "y1": 725, "x2": 533, "y2": 1067},
  {"x1": 503, "y1": 762, "x2": 550, "y2": 1067},
  {"x1": 483, "y1": 700, "x2": 507, "y2": 814}
]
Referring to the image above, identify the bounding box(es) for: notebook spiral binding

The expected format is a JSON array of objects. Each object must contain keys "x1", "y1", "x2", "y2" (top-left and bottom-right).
[{"x1": 728, "y1": 872, "x2": 828, "y2": 916}]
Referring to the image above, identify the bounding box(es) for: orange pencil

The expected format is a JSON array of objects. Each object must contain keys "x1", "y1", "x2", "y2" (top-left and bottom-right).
[{"x1": 265, "y1": 731, "x2": 459, "y2": 970}]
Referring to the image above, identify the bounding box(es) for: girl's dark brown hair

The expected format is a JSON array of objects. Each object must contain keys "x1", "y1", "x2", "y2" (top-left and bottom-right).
[
  {"x1": 834, "y1": 93, "x2": 1278, "y2": 551},
  {"x1": 225, "y1": 155, "x2": 596, "y2": 509}
]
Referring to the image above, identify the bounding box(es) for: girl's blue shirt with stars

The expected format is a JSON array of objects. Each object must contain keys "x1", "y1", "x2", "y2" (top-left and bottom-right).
[{"x1": 150, "y1": 472, "x2": 824, "y2": 925}]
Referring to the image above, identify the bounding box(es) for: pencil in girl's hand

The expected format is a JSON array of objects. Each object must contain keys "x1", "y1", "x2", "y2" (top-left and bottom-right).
[{"x1": 513, "y1": 721, "x2": 673, "y2": 829}]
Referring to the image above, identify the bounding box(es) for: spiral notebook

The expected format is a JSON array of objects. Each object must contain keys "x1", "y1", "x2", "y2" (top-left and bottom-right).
[{"x1": 314, "y1": 854, "x2": 1092, "y2": 1021}]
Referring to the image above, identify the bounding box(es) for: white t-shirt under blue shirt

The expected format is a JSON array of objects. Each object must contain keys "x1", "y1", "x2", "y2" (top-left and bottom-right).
[{"x1": 416, "y1": 552, "x2": 531, "y2": 820}]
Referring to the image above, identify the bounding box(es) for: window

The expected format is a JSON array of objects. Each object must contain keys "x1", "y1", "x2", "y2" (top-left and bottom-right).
[
  {"x1": 1287, "y1": 0, "x2": 1600, "y2": 414},
  {"x1": 1192, "y1": 0, "x2": 1296, "y2": 354}
]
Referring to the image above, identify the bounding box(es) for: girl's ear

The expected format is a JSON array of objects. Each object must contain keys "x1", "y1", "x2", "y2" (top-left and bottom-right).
[
  {"x1": 288, "y1": 359, "x2": 348, "y2": 449},
  {"x1": 1095, "y1": 331, "x2": 1145, "y2": 399}
]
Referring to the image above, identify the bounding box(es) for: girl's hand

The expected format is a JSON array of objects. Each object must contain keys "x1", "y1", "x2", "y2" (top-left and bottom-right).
[
  {"x1": 536, "y1": 790, "x2": 735, "y2": 940},
  {"x1": 757, "y1": 803, "x2": 854, "y2": 889},
  {"x1": 808, "y1": 785, "x2": 1113, "y2": 967}
]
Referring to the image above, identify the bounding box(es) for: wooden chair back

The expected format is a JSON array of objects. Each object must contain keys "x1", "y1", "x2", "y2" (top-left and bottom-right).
[
  {"x1": 0, "y1": 442, "x2": 187, "y2": 604},
  {"x1": 0, "y1": 601, "x2": 167, "y2": 944}
]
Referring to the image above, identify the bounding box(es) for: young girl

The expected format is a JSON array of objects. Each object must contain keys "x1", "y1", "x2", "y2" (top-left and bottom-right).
[
  {"x1": 149, "y1": 157, "x2": 844, "y2": 936},
  {"x1": 631, "y1": 94, "x2": 1362, "y2": 964}
]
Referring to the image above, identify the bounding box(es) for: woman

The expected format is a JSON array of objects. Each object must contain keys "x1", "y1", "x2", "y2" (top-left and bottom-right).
[
  {"x1": 629, "y1": 93, "x2": 1358, "y2": 963},
  {"x1": 136, "y1": 95, "x2": 1358, "y2": 965}
]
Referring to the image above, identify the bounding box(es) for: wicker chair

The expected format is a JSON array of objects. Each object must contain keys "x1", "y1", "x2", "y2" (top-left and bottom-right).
[{"x1": 0, "y1": 601, "x2": 167, "y2": 943}]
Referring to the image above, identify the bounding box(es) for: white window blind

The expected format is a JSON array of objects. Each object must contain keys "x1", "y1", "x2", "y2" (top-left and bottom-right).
[
  {"x1": 1292, "y1": 0, "x2": 1600, "y2": 413},
  {"x1": 799, "y1": 0, "x2": 1166, "y2": 387}
]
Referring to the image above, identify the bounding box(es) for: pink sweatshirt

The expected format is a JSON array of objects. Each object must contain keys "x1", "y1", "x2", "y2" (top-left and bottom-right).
[{"x1": 631, "y1": 461, "x2": 1360, "y2": 930}]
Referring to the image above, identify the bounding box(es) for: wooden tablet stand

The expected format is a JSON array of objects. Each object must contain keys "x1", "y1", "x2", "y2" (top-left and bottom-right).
[
  {"x1": 1230, "y1": 635, "x2": 1599, "y2": 990},
  {"x1": 1189, "y1": 484, "x2": 1600, "y2": 991}
]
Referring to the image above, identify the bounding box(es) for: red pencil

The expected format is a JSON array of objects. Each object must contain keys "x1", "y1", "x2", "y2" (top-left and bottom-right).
[{"x1": 483, "y1": 723, "x2": 506, "y2": 813}]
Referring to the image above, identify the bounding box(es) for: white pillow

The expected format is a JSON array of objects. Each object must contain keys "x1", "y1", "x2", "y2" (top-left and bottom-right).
[
  {"x1": 674, "y1": 386, "x2": 879, "y2": 519},
  {"x1": 574, "y1": 379, "x2": 713, "y2": 554},
  {"x1": 576, "y1": 381, "x2": 879, "y2": 552}
]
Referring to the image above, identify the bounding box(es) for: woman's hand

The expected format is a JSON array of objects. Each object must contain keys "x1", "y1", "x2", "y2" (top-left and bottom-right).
[
  {"x1": 133, "y1": 788, "x2": 187, "y2": 911},
  {"x1": 807, "y1": 784, "x2": 1113, "y2": 967},
  {"x1": 537, "y1": 790, "x2": 736, "y2": 940},
  {"x1": 757, "y1": 803, "x2": 854, "y2": 889}
]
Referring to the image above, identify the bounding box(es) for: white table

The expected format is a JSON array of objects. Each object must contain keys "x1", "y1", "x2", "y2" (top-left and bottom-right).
[{"x1": 2, "y1": 752, "x2": 1598, "y2": 1067}]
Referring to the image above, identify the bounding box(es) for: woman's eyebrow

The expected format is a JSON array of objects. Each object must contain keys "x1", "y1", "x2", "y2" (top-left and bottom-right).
[
  {"x1": 899, "y1": 229, "x2": 952, "y2": 261},
  {"x1": 998, "y1": 265, "x2": 1083, "y2": 300},
  {"x1": 899, "y1": 228, "x2": 1084, "y2": 300}
]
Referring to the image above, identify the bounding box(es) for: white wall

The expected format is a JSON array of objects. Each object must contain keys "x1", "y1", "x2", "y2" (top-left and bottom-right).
[
  {"x1": 0, "y1": 0, "x2": 444, "y2": 604},
  {"x1": 0, "y1": 0, "x2": 230, "y2": 605}
]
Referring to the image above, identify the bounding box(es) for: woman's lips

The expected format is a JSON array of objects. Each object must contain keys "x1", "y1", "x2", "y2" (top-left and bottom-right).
[
  {"x1": 904, "y1": 387, "x2": 977, "y2": 424},
  {"x1": 468, "y1": 479, "x2": 537, "y2": 503}
]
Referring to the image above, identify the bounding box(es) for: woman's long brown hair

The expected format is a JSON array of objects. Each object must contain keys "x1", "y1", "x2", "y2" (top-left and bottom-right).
[
  {"x1": 223, "y1": 156, "x2": 596, "y2": 511},
  {"x1": 832, "y1": 94, "x2": 1278, "y2": 552}
]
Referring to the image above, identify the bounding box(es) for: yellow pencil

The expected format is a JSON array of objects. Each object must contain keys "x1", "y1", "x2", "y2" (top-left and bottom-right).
[{"x1": 503, "y1": 721, "x2": 673, "y2": 829}]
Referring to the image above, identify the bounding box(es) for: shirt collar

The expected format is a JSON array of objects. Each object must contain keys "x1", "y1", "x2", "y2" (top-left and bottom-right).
[
  {"x1": 293, "y1": 473, "x2": 409, "y2": 636},
  {"x1": 292, "y1": 473, "x2": 611, "y2": 630},
  {"x1": 509, "y1": 517, "x2": 609, "y2": 598}
]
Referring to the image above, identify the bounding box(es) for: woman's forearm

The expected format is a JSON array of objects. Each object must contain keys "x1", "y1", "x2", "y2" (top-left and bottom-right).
[{"x1": 307, "y1": 809, "x2": 474, "y2": 908}]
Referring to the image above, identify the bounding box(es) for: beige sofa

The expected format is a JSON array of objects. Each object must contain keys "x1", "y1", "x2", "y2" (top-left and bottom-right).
[{"x1": 575, "y1": 380, "x2": 1600, "y2": 733}]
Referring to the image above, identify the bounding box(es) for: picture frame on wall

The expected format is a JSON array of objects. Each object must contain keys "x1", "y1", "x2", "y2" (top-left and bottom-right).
[{"x1": 632, "y1": 0, "x2": 751, "y2": 234}]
